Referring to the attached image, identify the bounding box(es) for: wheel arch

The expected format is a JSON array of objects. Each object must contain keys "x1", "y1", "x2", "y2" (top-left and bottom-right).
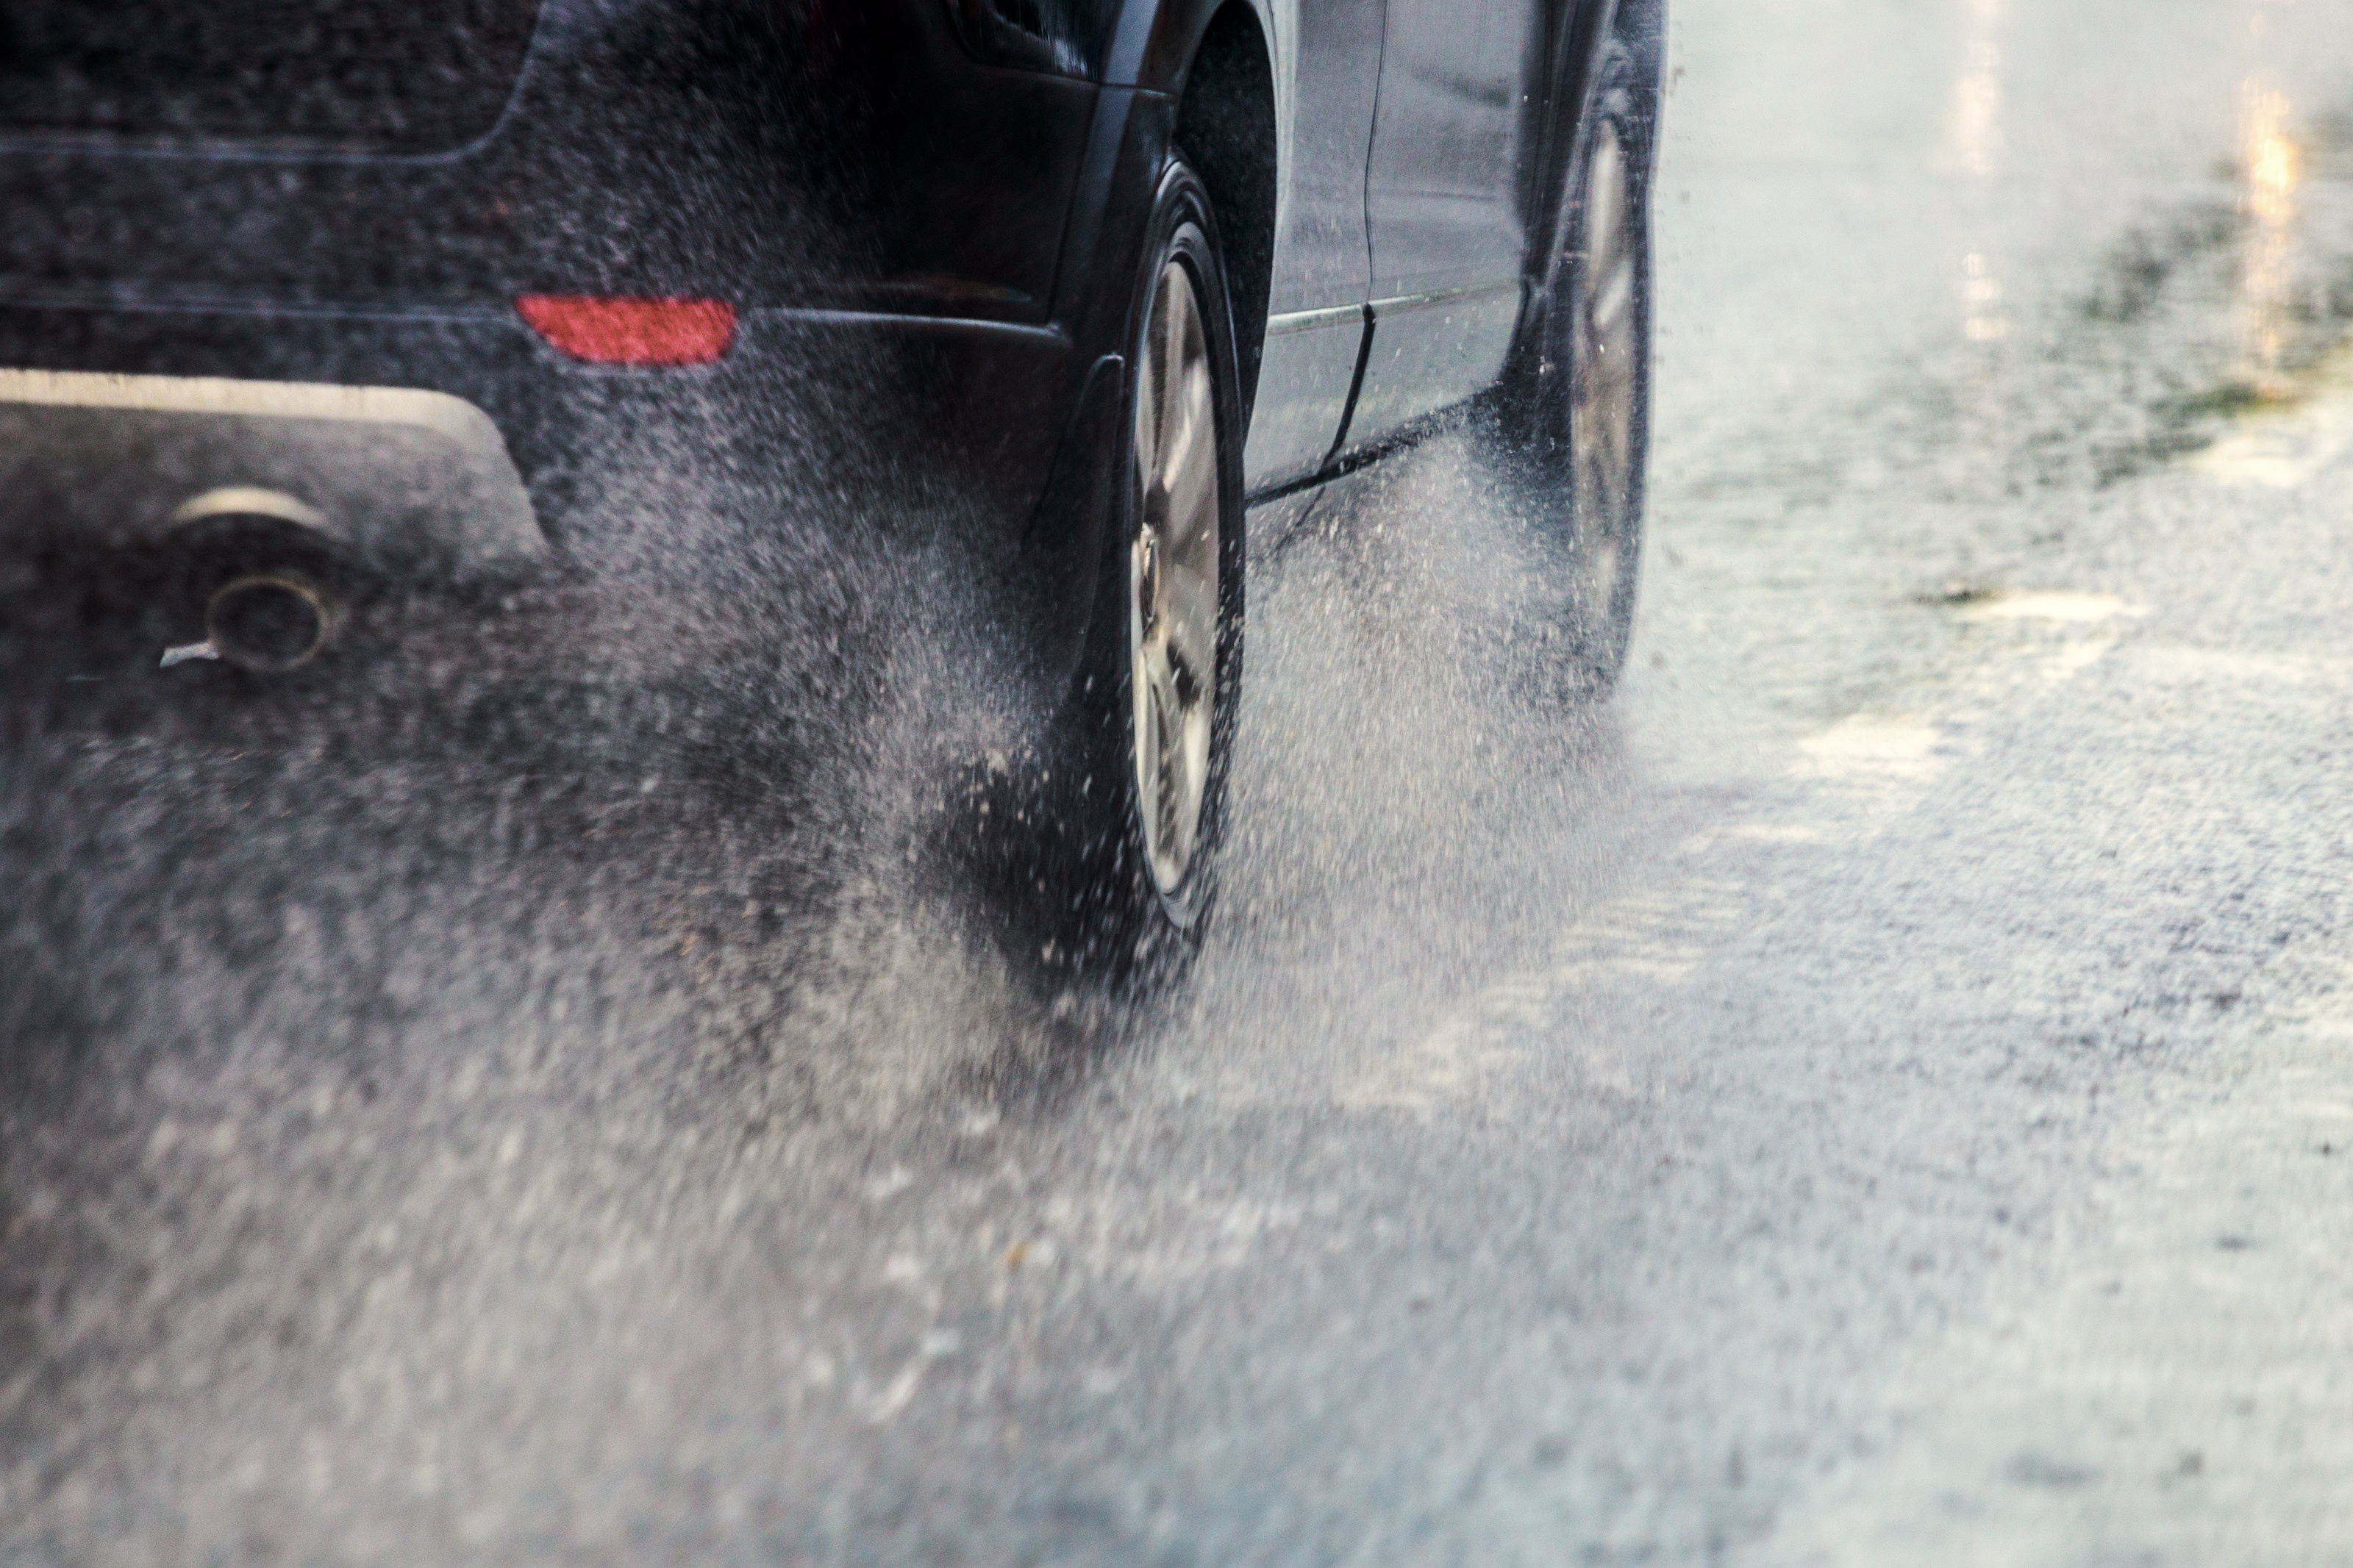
[
  {"x1": 1167, "y1": 4, "x2": 1277, "y2": 432},
  {"x1": 1510, "y1": 0, "x2": 1666, "y2": 374},
  {"x1": 1013, "y1": 4, "x2": 1275, "y2": 723}
]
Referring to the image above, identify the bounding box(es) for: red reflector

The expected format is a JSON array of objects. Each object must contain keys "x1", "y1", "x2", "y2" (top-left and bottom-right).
[{"x1": 515, "y1": 296, "x2": 737, "y2": 365}]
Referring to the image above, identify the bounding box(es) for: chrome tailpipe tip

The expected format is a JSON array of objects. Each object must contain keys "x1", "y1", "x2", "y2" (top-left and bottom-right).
[{"x1": 203, "y1": 573, "x2": 340, "y2": 673}]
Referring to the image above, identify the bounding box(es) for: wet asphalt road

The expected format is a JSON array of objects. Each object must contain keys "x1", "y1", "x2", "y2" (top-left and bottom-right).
[{"x1": 11, "y1": 1, "x2": 2353, "y2": 1562}]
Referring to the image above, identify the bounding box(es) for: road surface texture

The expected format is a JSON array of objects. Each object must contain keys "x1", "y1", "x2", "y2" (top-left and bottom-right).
[{"x1": 7, "y1": 0, "x2": 2353, "y2": 1562}]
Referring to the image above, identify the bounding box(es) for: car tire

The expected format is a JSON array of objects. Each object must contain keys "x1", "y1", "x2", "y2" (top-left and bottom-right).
[
  {"x1": 1037, "y1": 154, "x2": 1248, "y2": 969},
  {"x1": 1505, "y1": 35, "x2": 1654, "y2": 694}
]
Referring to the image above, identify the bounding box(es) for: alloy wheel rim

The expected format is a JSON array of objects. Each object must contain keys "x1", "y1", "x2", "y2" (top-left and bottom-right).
[
  {"x1": 1129, "y1": 256, "x2": 1221, "y2": 899},
  {"x1": 1570, "y1": 120, "x2": 1638, "y2": 620}
]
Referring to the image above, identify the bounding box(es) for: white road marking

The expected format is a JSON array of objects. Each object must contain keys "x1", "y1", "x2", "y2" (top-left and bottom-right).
[{"x1": 1958, "y1": 592, "x2": 2145, "y2": 623}]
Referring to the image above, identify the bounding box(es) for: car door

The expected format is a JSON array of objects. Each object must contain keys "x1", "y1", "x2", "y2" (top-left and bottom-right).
[
  {"x1": 1342, "y1": 0, "x2": 1546, "y2": 448},
  {"x1": 1240, "y1": 0, "x2": 1385, "y2": 493}
]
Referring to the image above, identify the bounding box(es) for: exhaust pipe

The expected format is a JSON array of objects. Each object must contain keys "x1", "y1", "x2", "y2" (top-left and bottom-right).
[
  {"x1": 156, "y1": 488, "x2": 354, "y2": 673},
  {"x1": 203, "y1": 573, "x2": 340, "y2": 672}
]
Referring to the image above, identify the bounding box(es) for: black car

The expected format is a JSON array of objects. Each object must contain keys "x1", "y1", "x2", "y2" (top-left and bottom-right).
[{"x1": 0, "y1": 0, "x2": 1663, "y2": 947}]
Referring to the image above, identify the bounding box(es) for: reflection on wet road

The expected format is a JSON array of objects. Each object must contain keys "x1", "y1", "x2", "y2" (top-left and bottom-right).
[{"x1": 10, "y1": 0, "x2": 2353, "y2": 1561}]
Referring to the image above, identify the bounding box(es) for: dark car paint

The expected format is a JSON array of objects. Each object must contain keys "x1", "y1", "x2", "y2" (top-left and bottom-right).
[
  {"x1": 0, "y1": 1, "x2": 1096, "y2": 316},
  {"x1": 0, "y1": 0, "x2": 1660, "y2": 701},
  {"x1": 0, "y1": 0, "x2": 547, "y2": 152}
]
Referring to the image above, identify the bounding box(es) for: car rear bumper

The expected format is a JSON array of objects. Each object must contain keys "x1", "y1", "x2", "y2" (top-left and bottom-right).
[
  {"x1": 0, "y1": 294, "x2": 1082, "y2": 573},
  {"x1": 0, "y1": 367, "x2": 543, "y2": 573}
]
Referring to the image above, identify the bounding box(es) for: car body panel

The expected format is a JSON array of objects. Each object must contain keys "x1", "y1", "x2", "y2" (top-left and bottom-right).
[
  {"x1": 1240, "y1": 0, "x2": 1384, "y2": 488},
  {"x1": 1345, "y1": 0, "x2": 1547, "y2": 445},
  {"x1": 0, "y1": 0, "x2": 1096, "y2": 321}
]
